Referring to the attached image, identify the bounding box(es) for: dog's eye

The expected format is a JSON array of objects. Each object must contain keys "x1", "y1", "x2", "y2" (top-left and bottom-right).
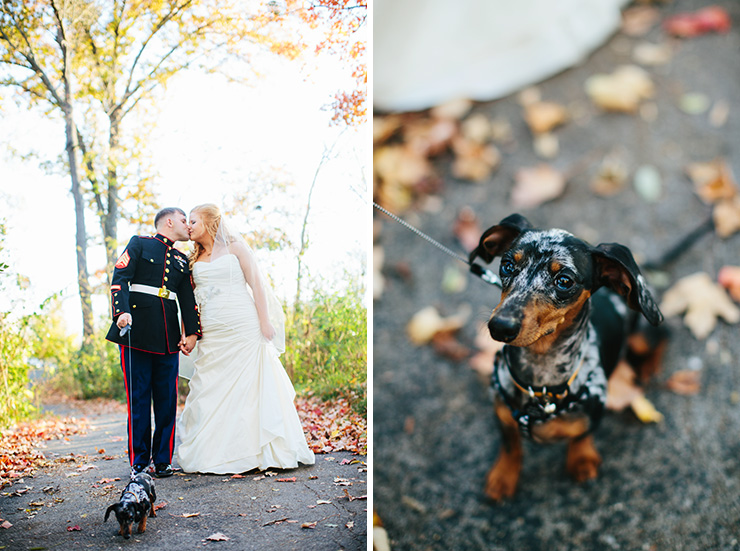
[
  {"x1": 554, "y1": 274, "x2": 574, "y2": 290},
  {"x1": 500, "y1": 259, "x2": 515, "y2": 276}
]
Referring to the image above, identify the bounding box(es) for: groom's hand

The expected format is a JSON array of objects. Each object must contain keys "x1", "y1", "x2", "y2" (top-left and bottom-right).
[
  {"x1": 116, "y1": 313, "x2": 132, "y2": 329},
  {"x1": 180, "y1": 334, "x2": 197, "y2": 355}
]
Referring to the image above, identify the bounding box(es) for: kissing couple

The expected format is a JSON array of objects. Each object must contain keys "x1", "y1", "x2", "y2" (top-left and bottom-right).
[{"x1": 105, "y1": 204, "x2": 315, "y2": 478}]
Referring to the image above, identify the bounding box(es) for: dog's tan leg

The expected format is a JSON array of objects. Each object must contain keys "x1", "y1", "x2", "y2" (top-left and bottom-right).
[
  {"x1": 566, "y1": 434, "x2": 601, "y2": 482},
  {"x1": 485, "y1": 399, "x2": 523, "y2": 501},
  {"x1": 138, "y1": 515, "x2": 147, "y2": 533},
  {"x1": 150, "y1": 503, "x2": 157, "y2": 518}
]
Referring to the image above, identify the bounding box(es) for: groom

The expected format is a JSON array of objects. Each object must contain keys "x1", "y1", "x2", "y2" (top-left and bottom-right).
[{"x1": 106, "y1": 207, "x2": 201, "y2": 478}]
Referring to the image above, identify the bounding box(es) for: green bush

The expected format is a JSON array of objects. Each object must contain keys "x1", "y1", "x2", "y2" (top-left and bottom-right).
[
  {"x1": 0, "y1": 314, "x2": 38, "y2": 428},
  {"x1": 284, "y1": 279, "x2": 367, "y2": 414}
]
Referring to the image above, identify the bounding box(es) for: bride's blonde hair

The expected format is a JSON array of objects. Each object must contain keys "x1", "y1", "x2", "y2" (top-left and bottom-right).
[{"x1": 188, "y1": 203, "x2": 222, "y2": 269}]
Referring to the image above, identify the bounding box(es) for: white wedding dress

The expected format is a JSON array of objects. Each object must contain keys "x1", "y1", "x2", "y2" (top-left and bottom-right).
[{"x1": 177, "y1": 254, "x2": 315, "y2": 474}]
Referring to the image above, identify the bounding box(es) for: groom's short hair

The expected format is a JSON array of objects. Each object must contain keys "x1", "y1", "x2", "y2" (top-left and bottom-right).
[{"x1": 154, "y1": 207, "x2": 186, "y2": 229}]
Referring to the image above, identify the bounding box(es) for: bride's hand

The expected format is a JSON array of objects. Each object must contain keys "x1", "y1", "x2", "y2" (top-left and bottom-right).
[{"x1": 260, "y1": 322, "x2": 276, "y2": 341}]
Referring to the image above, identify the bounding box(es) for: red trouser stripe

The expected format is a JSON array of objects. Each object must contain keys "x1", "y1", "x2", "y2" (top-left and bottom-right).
[{"x1": 120, "y1": 346, "x2": 134, "y2": 466}]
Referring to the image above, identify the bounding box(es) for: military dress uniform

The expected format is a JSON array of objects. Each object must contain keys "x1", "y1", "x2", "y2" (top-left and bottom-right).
[{"x1": 106, "y1": 233, "x2": 201, "y2": 474}]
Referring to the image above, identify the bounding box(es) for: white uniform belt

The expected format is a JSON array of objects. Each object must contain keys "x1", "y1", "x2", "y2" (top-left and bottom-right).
[{"x1": 130, "y1": 284, "x2": 177, "y2": 301}]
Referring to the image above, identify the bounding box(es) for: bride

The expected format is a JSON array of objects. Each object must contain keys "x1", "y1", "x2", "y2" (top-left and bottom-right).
[{"x1": 177, "y1": 203, "x2": 315, "y2": 473}]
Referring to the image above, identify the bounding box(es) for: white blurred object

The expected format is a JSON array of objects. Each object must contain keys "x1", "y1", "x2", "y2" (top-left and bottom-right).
[{"x1": 374, "y1": 0, "x2": 629, "y2": 112}]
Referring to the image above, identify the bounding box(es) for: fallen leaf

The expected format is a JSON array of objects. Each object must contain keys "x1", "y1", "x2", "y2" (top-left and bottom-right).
[
  {"x1": 606, "y1": 362, "x2": 644, "y2": 411},
  {"x1": 632, "y1": 41, "x2": 672, "y2": 66},
  {"x1": 301, "y1": 521, "x2": 318, "y2": 529},
  {"x1": 591, "y1": 151, "x2": 629, "y2": 196},
  {"x1": 1, "y1": 520, "x2": 12, "y2": 529},
  {"x1": 713, "y1": 196, "x2": 740, "y2": 238},
  {"x1": 621, "y1": 6, "x2": 661, "y2": 37},
  {"x1": 685, "y1": 158, "x2": 737, "y2": 204},
  {"x1": 660, "y1": 272, "x2": 740, "y2": 339},
  {"x1": 585, "y1": 65, "x2": 654, "y2": 113},
  {"x1": 263, "y1": 517, "x2": 289, "y2": 526},
  {"x1": 206, "y1": 532, "x2": 230, "y2": 541},
  {"x1": 154, "y1": 501, "x2": 167, "y2": 511},
  {"x1": 431, "y1": 330, "x2": 471, "y2": 361},
  {"x1": 663, "y1": 6, "x2": 731, "y2": 37},
  {"x1": 346, "y1": 521, "x2": 354, "y2": 529},
  {"x1": 181, "y1": 512, "x2": 201, "y2": 518},
  {"x1": 532, "y1": 133, "x2": 559, "y2": 159},
  {"x1": 430, "y1": 98, "x2": 473, "y2": 120},
  {"x1": 406, "y1": 304, "x2": 471, "y2": 346},
  {"x1": 453, "y1": 206, "x2": 481, "y2": 253},
  {"x1": 631, "y1": 395, "x2": 664, "y2": 423},
  {"x1": 96, "y1": 478, "x2": 120, "y2": 484},
  {"x1": 316, "y1": 500, "x2": 332, "y2": 505},
  {"x1": 718, "y1": 266, "x2": 740, "y2": 302},
  {"x1": 343, "y1": 488, "x2": 368, "y2": 501},
  {"x1": 523, "y1": 101, "x2": 568, "y2": 135},
  {"x1": 276, "y1": 477, "x2": 296, "y2": 483},
  {"x1": 451, "y1": 136, "x2": 501, "y2": 182},
  {"x1": 666, "y1": 370, "x2": 702, "y2": 395},
  {"x1": 460, "y1": 113, "x2": 492, "y2": 144},
  {"x1": 67, "y1": 525, "x2": 81, "y2": 532},
  {"x1": 511, "y1": 164, "x2": 566, "y2": 208},
  {"x1": 230, "y1": 474, "x2": 245, "y2": 479},
  {"x1": 76, "y1": 465, "x2": 96, "y2": 472},
  {"x1": 634, "y1": 165, "x2": 662, "y2": 203}
]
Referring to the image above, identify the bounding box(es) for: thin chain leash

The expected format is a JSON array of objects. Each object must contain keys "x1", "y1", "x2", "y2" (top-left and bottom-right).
[
  {"x1": 372, "y1": 202, "x2": 502, "y2": 288},
  {"x1": 120, "y1": 322, "x2": 134, "y2": 476}
]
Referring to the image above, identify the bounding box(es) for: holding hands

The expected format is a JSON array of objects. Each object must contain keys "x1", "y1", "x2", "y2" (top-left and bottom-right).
[{"x1": 179, "y1": 334, "x2": 198, "y2": 355}]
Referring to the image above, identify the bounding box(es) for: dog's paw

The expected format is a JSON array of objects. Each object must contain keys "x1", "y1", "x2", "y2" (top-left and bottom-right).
[{"x1": 484, "y1": 460, "x2": 520, "y2": 501}]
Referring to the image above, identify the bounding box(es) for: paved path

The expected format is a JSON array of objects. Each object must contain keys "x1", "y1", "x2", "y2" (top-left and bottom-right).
[{"x1": 0, "y1": 405, "x2": 367, "y2": 550}]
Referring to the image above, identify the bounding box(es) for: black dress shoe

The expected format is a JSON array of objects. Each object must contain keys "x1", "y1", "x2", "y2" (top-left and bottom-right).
[
  {"x1": 131, "y1": 464, "x2": 148, "y2": 477},
  {"x1": 154, "y1": 463, "x2": 174, "y2": 478}
]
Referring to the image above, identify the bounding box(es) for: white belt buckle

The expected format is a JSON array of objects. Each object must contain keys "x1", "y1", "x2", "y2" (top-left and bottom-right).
[{"x1": 157, "y1": 287, "x2": 171, "y2": 299}]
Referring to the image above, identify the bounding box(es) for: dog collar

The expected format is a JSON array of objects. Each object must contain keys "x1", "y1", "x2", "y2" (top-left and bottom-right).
[{"x1": 503, "y1": 348, "x2": 586, "y2": 410}]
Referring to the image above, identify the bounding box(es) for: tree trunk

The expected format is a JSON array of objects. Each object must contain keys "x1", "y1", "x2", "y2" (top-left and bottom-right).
[
  {"x1": 65, "y1": 112, "x2": 95, "y2": 345},
  {"x1": 103, "y1": 109, "x2": 121, "y2": 281}
]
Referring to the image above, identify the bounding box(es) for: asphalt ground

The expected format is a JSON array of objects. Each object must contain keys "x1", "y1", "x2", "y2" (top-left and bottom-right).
[
  {"x1": 0, "y1": 406, "x2": 367, "y2": 550},
  {"x1": 373, "y1": 1, "x2": 740, "y2": 549}
]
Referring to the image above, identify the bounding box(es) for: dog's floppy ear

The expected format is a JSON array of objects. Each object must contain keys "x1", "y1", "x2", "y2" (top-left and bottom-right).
[
  {"x1": 592, "y1": 243, "x2": 663, "y2": 326},
  {"x1": 105, "y1": 503, "x2": 119, "y2": 522},
  {"x1": 469, "y1": 214, "x2": 533, "y2": 264}
]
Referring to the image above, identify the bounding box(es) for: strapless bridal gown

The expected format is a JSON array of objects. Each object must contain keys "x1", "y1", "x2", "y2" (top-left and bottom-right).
[{"x1": 177, "y1": 254, "x2": 315, "y2": 473}]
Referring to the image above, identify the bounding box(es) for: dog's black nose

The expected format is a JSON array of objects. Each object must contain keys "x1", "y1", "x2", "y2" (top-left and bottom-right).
[{"x1": 488, "y1": 315, "x2": 520, "y2": 343}]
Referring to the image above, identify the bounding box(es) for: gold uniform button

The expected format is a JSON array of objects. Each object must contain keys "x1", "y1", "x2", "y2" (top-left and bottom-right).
[
  {"x1": 164, "y1": 277, "x2": 168, "y2": 281},
  {"x1": 166, "y1": 268, "x2": 170, "y2": 273},
  {"x1": 133, "y1": 305, "x2": 137, "y2": 308},
  {"x1": 166, "y1": 260, "x2": 171, "y2": 265}
]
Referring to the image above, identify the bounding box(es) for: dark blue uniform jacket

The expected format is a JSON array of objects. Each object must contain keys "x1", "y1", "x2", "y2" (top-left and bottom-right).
[{"x1": 105, "y1": 234, "x2": 201, "y2": 354}]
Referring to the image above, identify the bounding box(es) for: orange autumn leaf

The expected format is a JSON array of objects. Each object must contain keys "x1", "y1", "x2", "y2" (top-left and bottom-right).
[
  {"x1": 718, "y1": 266, "x2": 740, "y2": 302},
  {"x1": 666, "y1": 370, "x2": 702, "y2": 395}
]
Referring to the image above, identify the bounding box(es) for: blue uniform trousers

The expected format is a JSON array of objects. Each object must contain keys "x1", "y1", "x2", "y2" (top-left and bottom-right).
[{"x1": 119, "y1": 346, "x2": 179, "y2": 467}]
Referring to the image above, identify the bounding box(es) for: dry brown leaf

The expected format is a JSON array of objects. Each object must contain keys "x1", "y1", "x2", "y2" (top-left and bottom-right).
[
  {"x1": 451, "y1": 136, "x2": 501, "y2": 182},
  {"x1": 666, "y1": 370, "x2": 702, "y2": 395},
  {"x1": 453, "y1": 206, "x2": 481, "y2": 253},
  {"x1": 607, "y1": 362, "x2": 663, "y2": 423},
  {"x1": 685, "y1": 159, "x2": 738, "y2": 204},
  {"x1": 373, "y1": 115, "x2": 402, "y2": 145},
  {"x1": 406, "y1": 304, "x2": 471, "y2": 345},
  {"x1": 621, "y1": 6, "x2": 661, "y2": 37},
  {"x1": 713, "y1": 196, "x2": 740, "y2": 238},
  {"x1": 632, "y1": 41, "x2": 672, "y2": 66},
  {"x1": 430, "y1": 98, "x2": 473, "y2": 120},
  {"x1": 523, "y1": 101, "x2": 568, "y2": 135},
  {"x1": 606, "y1": 361, "x2": 643, "y2": 411},
  {"x1": 511, "y1": 165, "x2": 566, "y2": 208},
  {"x1": 460, "y1": 113, "x2": 492, "y2": 144},
  {"x1": 718, "y1": 266, "x2": 740, "y2": 302},
  {"x1": 301, "y1": 521, "x2": 318, "y2": 529},
  {"x1": 469, "y1": 324, "x2": 505, "y2": 379},
  {"x1": 660, "y1": 272, "x2": 740, "y2": 339},
  {"x1": 585, "y1": 65, "x2": 654, "y2": 113},
  {"x1": 591, "y1": 152, "x2": 629, "y2": 196},
  {"x1": 373, "y1": 145, "x2": 438, "y2": 214},
  {"x1": 404, "y1": 118, "x2": 457, "y2": 157},
  {"x1": 431, "y1": 330, "x2": 471, "y2": 361}
]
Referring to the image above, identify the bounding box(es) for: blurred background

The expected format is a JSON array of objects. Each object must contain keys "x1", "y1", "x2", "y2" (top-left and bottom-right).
[{"x1": 373, "y1": 0, "x2": 740, "y2": 549}]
